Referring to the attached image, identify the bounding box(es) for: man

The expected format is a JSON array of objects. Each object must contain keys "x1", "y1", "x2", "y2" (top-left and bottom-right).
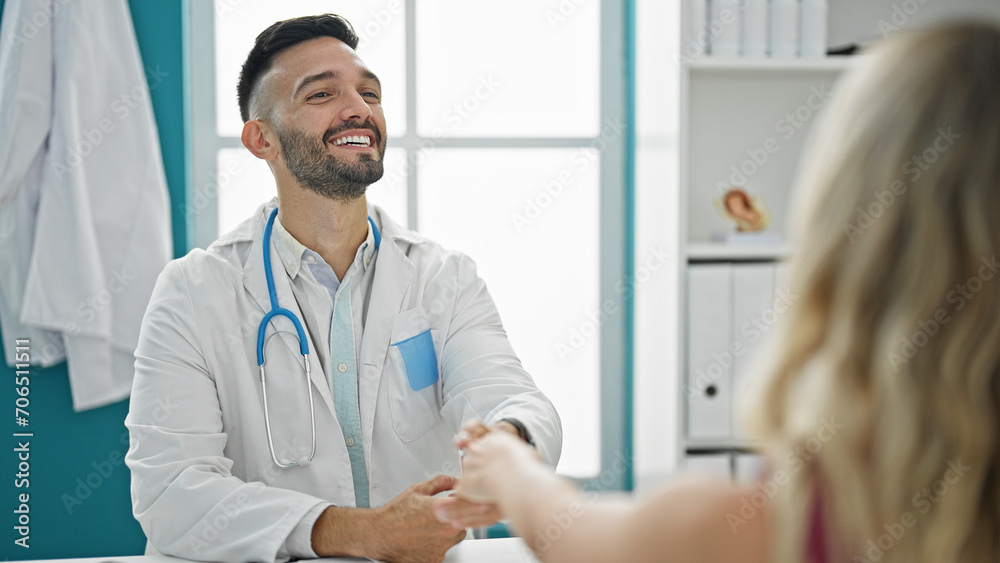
[{"x1": 125, "y1": 14, "x2": 561, "y2": 563}]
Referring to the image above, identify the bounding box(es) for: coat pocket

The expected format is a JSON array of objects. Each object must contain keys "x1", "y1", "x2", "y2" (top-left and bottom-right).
[
  {"x1": 392, "y1": 330, "x2": 439, "y2": 391},
  {"x1": 387, "y1": 308, "x2": 442, "y2": 441}
]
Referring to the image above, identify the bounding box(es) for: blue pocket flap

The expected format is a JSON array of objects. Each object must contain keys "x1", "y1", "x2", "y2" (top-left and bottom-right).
[{"x1": 392, "y1": 330, "x2": 439, "y2": 391}]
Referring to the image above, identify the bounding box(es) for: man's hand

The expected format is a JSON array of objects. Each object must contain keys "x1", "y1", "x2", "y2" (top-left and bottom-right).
[
  {"x1": 369, "y1": 475, "x2": 468, "y2": 563},
  {"x1": 312, "y1": 475, "x2": 466, "y2": 563}
]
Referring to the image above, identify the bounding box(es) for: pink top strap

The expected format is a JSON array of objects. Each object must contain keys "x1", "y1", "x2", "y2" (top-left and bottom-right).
[{"x1": 806, "y1": 486, "x2": 830, "y2": 563}]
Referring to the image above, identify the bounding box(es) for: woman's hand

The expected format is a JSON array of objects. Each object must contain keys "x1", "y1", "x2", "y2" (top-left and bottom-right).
[
  {"x1": 434, "y1": 421, "x2": 544, "y2": 528},
  {"x1": 453, "y1": 420, "x2": 491, "y2": 451},
  {"x1": 452, "y1": 420, "x2": 543, "y2": 503},
  {"x1": 454, "y1": 429, "x2": 533, "y2": 503}
]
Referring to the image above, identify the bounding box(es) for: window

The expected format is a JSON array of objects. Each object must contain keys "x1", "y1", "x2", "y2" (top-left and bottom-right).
[{"x1": 187, "y1": 0, "x2": 628, "y2": 483}]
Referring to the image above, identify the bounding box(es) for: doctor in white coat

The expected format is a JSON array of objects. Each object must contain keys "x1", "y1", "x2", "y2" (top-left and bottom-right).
[{"x1": 125, "y1": 14, "x2": 561, "y2": 563}]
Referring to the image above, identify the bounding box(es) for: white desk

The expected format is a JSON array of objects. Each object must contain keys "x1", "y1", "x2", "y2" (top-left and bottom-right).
[
  {"x1": 447, "y1": 538, "x2": 539, "y2": 562},
  {"x1": 17, "y1": 537, "x2": 540, "y2": 563}
]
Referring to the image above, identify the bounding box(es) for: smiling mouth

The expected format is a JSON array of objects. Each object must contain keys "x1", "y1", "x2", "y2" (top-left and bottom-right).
[{"x1": 329, "y1": 134, "x2": 373, "y2": 147}]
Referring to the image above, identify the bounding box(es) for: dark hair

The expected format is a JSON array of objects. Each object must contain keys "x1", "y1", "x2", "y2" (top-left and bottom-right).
[{"x1": 237, "y1": 14, "x2": 360, "y2": 122}]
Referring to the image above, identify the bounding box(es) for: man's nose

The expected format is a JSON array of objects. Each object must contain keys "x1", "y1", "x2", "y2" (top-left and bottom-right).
[{"x1": 338, "y1": 90, "x2": 373, "y2": 122}]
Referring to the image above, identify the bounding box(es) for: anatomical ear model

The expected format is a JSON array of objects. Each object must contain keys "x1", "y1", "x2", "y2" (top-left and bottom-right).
[{"x1": 714, "y1": 187, "x2": 770, "y2": 232}]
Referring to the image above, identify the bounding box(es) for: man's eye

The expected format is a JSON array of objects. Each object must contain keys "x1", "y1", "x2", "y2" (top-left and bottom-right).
[
  {"x1": 308, "y1": 92, "x2": 329, "y2": 100},
  {"x1": 363, "y1": 92, "x2": 381, "y2": 101}
]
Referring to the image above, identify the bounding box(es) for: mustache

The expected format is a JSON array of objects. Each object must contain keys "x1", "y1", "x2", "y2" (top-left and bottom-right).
[{"x1": 323, "y1": 121, "x2": 382, "y2": 145}]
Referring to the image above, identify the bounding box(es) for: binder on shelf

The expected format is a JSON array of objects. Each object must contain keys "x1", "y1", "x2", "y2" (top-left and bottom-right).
[
  {"x1": 731, "y1": 263, "x2": 775, "y2": 438},
  {"x1": 799, "y1": 0, "x2": 828, "y2": 58},
  {"x1": 770, "y1": 0, "x2": 799, "y2": 58},
  {"x1": 741, "y1": 0, "x2": 769, "y2": 58},
  {"x1": 687, "y1": 264, "x2": 733, "y2": 440},
  {"x1": 683, "y1": 453, "x2": 733, "y2": 481},
  {"x1": 689, "y1": 0, "x2": 709, "y2": 58},
  {"x1": 709, "y1": 0, "x2": 742, "y2": 57}
]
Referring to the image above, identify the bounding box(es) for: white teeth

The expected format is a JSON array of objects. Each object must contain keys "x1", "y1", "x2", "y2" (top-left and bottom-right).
[{"x1": 332, "y1": 135, "x2": 372, "y2": 146}]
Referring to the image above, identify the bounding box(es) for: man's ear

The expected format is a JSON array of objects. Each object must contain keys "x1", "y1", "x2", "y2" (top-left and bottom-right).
[{"x1": 242, "y1": 119, "x2": 279, "y2": 160}]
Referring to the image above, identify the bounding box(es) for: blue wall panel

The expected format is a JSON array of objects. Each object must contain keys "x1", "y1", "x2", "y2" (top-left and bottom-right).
[{"x1": 0, "y1": 0, "x2": 186, "y2": 558}]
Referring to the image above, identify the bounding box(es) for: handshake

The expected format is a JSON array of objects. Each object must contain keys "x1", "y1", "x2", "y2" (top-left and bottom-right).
[
  {"x1": 433, "y1": 420, "x2": 544, "y2": 527},
  {"x1": 325, "y1": 421, "x2": 549, "y2": 563}
]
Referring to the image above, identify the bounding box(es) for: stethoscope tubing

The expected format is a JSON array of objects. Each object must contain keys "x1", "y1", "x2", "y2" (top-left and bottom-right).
[
  {"x1": 255, "y1": 206, "x2": 380, "y2": 469},
  {"x1": 258, "y1": 206, "x2": 315, "y2": 468}
]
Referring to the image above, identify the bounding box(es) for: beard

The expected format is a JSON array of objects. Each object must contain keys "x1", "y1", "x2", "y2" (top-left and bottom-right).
[{"x1": 275, "y1": 122, "x2": 385, "y2": 202}]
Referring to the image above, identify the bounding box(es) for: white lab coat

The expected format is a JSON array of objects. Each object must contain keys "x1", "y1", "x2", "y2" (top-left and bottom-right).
[
  {"x1": 126, "y1": 201, "x2": 562, "y2": 563},
  {"x1": 0, "y1": 0, "x2": 172, "y2": 410}
]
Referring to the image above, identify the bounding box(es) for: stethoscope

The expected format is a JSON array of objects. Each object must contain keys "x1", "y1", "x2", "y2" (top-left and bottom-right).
[{"x1": 257, "y1": 206, "x2": 381, "y2": 469}]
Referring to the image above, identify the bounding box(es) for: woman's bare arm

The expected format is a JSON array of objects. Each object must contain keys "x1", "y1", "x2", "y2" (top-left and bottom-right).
[{"x1": 435, "y1": 430, "x2": 768, "y2": 563}]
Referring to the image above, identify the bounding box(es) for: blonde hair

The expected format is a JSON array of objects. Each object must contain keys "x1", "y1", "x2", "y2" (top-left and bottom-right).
[{"x1": 745, "y1": 23, "x2": 1000, "y2": 562}]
